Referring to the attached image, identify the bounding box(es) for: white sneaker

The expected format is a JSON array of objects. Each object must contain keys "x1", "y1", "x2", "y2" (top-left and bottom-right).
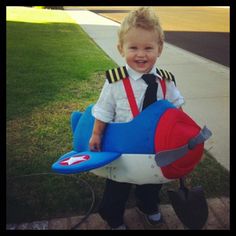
[
  {"x1": 111, "y1": 224, "x2": 128, "y2": 230},
  {"x1": 146, "y1": 212, "x2": 162, "y2": 225},
  {"x1": 136, "y1": 207, "x2": 163, "y2": 225}
]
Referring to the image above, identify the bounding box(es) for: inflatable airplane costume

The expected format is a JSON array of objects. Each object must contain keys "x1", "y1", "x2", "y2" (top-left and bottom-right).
[{"x1": 52, "y1": 67, "x2": 212, "y2": 185}]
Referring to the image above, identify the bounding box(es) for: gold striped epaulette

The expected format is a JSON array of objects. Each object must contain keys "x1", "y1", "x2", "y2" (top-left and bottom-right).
[
  {"x1": 156, "y1": 68, "x2": 176, "y2": 86},
  {"x1": 105, "y1": 66, "x2": 129, "y2": 84}
]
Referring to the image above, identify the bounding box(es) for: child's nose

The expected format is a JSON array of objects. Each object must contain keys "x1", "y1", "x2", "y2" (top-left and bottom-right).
[{"x1": 137, "y1": 49, "x2": 145, "y2": 57}]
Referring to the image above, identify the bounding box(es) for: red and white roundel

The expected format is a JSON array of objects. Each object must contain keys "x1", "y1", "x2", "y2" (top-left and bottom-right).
[{"x1": 59, "y1": 154, "x2": 90, "y2": 166}]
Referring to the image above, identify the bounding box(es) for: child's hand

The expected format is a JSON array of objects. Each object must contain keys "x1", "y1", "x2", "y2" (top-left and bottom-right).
[
  {"x1": 89, "y1": 119, "x2": 106, "y2": 152},
  {"x1": 89, "y1": 134, "x2": 102, "y2": 152}
]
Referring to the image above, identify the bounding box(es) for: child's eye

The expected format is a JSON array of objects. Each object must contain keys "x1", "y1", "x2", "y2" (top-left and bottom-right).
[
  {"x1": 146, "y1": 47, "x2": 153, "y2": 50},
  {"x1": 129, "y1": 46, "x2": 137, "y2": 50}
]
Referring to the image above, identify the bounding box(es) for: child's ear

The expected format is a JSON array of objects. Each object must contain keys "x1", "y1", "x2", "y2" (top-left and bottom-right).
[
  {"x1": 117, "y1": 44, "x2": 124, "y2": 57},
  {"x1": 158, "y1": 43, "x2": 163, "y2": 57}
]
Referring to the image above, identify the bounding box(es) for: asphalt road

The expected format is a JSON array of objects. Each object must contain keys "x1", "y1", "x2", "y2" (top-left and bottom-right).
[
  {"x1": 164, "y1": 31, "x2": 229, "y2": 67},
  {"x1": 89, "y1": 8, "x2": 230, "y2": 67}
]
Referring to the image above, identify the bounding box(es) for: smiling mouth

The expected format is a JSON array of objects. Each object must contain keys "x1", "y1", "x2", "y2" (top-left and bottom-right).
[{"x1": 135, "y1": 60, "x2": 147, "y2": 65}]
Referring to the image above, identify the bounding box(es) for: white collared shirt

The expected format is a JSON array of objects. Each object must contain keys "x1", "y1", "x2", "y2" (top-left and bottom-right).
[{"x1": 92, "y1": 65, "x2": 185, "y2": 123}]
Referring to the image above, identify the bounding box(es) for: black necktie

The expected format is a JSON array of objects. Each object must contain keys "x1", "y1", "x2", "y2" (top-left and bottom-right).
[{"x1": 142, "y1": 74, "x2": 158, "y2": 110}]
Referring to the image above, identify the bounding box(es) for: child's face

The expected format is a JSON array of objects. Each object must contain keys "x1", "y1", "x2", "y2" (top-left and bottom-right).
[{"x1": 118, "y1": 27, "x2": 163, "y2": 74}]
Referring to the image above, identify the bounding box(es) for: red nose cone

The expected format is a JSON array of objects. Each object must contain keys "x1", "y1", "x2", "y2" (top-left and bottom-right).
[{"x1": 155, "y1": 108, "x2": 204, "y2": 179}]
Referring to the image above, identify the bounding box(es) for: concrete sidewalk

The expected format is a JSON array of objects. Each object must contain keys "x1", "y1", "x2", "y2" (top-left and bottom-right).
[{"x1": 66, "y1": 9, "x2": 230, "y2": 171}]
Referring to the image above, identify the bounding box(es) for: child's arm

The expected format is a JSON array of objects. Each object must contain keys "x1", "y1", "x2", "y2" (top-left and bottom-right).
[{"x1": 89, "y1": 119, "x2": 107, "y2": 152}]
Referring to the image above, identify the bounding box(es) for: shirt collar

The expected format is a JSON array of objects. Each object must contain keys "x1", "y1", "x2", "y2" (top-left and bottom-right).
[{"x1": 125, "y1": 64, "x2": 163, "y2": 81}]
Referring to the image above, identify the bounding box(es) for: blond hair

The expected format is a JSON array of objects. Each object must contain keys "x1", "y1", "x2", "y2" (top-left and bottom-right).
[{"x1": 118, "y1": 7, "x2": 164, "y2": 47}]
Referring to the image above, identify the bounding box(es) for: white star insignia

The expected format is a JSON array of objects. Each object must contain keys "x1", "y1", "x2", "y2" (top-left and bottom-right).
[{"x1": 61, "y1": 155, "x2": 87, "y2": 165}]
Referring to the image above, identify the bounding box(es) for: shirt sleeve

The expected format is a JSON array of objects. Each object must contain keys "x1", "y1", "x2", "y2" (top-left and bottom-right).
[
  {"x1": 92, "y1": 80, "x2": 116, "y2": 123},
  {"x1": 166, "y1": 80, "x2": 185, "y2": 108}
]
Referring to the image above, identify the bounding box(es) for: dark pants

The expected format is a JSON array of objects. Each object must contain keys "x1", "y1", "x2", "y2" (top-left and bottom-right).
[{"x1": 98, "y1": 178, "x2": 162, "y2": 228}]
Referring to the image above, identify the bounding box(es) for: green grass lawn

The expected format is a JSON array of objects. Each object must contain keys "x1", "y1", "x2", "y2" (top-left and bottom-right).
[
  {"x1": 6, "y1": 6, "x2": 115, "y2": 223},
  {"x1": 6, "y1": 7, "x2": 229, "y2": 224}
]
